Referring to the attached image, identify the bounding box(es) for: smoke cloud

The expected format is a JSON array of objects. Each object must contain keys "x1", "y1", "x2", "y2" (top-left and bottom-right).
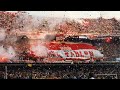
[
  {"x1": 0, "y1": 28, "x2": 6, "y2": 41},
  {"x1": 0, "y1": 46, "x2": 16, "y2": 62},
  {"x1": 30, "y1": 44, "x2": 48, "y2": 57}
]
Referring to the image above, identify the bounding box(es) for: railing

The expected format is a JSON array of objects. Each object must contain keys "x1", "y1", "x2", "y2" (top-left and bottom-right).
[{"x1": 95, "y1": 74, "x2": 118, "y2": 79}]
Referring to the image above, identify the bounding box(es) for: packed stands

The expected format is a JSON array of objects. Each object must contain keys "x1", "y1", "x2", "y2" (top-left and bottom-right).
[
  {"x1": 0, "y1": 11, "x2": 120, "y2": 79},
  {"x1": 0, "y1": 63, "x2": 120, "y2": 79}
]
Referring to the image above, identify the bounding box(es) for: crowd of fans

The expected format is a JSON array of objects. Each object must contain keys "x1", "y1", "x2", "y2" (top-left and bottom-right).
[
  {"x1": 0, "y1": 11, "x2": 17, "y2": 30},
  {"x1": 1, "y1": 11, "x2": 120, "y2": 35},
  {"x1": 0, "y1": 11, "x2": 120, "y2": 79},
  {"x1": 0, "y1": 11, "x2": 120, "y2": 61},
  {"x1": 0, "y1": 64, "x2": 119, "y2": 79}
]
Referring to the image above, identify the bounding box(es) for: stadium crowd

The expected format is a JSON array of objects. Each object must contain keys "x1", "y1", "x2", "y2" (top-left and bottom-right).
[
  {"x1": 0, "y1": 64, "x2": 119, "y2": 79},
  {"x1": 0, "y1": 11, "x2": 120, "y2": 60},
  {"x1": 0, "y1": 11, "x2": 120, "y2": 79}
]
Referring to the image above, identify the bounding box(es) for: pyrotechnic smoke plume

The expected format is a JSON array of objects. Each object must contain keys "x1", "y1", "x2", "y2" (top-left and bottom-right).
[
  {"x1": 0, "y1": 28, "x2": 6, "y2": 41},
  {"x1": 0, "y1": 46, "x2": 16, "y2": 59},
  {"x1": 30, "y1": 45, "x2": 48, "y2": 57}
]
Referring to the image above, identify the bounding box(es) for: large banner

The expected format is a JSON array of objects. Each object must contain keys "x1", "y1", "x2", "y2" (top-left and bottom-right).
[
  {"x1": 28, "y1": 42, "x2": 103, "y2": 63},
  {"x1": 46, "y1": 42, "x2": 103, "y2": 60},
  {"x1": 0, "y1": 42, "x2": 104, "y2": 63}
]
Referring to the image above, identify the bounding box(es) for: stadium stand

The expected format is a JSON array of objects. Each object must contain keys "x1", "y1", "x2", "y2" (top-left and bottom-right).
[{"x1": 0, "y1": 11, "x2": 120, "y2": 79}]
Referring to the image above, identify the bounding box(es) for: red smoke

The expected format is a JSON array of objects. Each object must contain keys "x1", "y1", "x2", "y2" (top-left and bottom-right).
[{"x1": 0, "y1": 57, "x2": 9, "y2": 63}]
